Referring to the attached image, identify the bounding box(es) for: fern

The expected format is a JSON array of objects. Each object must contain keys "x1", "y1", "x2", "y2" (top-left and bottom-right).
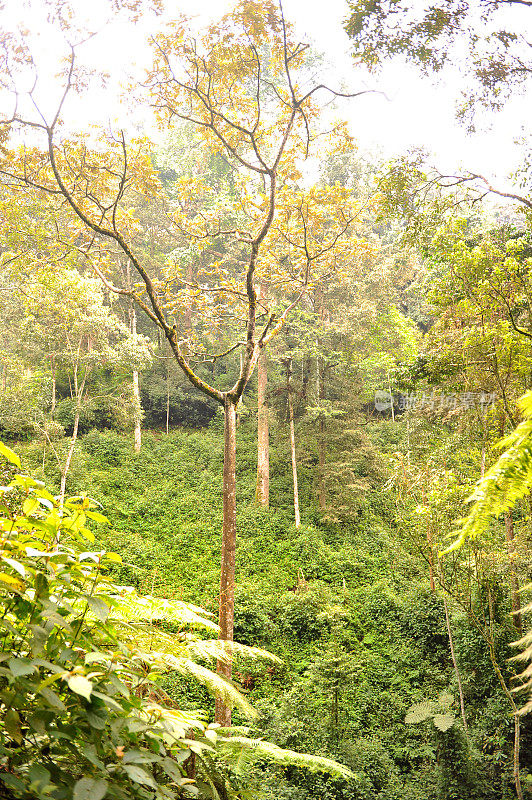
[
  {"x1": 405, "y1": 701, "x2": 434, "y2": 724},
  {"x1": 433, "y1": 714, "x2": 455, "y2": 732},
  {"x1": 111, "y1": 587, "x2": 219, "y2": 631},
  {"x1": 439, "y1": 392, "x2": 532, "y2": 712},
  {"x1": 405, "y1": 694, "x2": 456, "y2": 731},
  {"x1": 216, "y1": 734, "x2": 356, "y2": 781},
  {"x1": 444, "y1": 391, "x2": 532, "y2": 553}
]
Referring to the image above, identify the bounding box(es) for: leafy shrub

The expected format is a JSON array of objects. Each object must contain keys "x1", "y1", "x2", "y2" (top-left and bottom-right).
[
  {"x1": 233, "y1": 591, "x2": 277, "y2": 647},
  {"x1": 81, "y1": 430, "x2": 129, "y2": 467},
  {"x1": 276, "y1": 588, "x2": 330, "y2": 643},
  {"x1": 55, "y1": 393, "x2": 135, "y2": 436}
]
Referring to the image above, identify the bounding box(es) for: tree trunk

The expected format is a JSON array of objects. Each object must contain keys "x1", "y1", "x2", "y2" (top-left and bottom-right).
[
  {"x1": 133, "y1": 370, "x2": 141, "y2": 453},
  {"x1": 255, "y1": 347, "x2": 269, "y2": 507},
  {"x1": 184, "y1": 261, "x2": 193, "y2": 333},
  {"x1": 215, "y1": 396, "x2": 237, "y2": 726},
  {"x1": 443, "y1": 591, "x2": 468, "y2": 735},
  {"x1": 130, "y1": 304, "x2": 142, "y2": 454},
  {"x1": 486, "y1": 588, "x2": 524, "y2": 800},
  {"x1": 50, "y1": 356, "x2": 56, "y2": 418},
  {"x1": 166, "y1": 357, "x2": 170, "y2": 436},
  {"x1": 505, "y1": 511, "x2": 522, "y2": 633},
  {"x1": 287, "y1": 361, "x2": 300, "y2": 528},
  {"x1": 427, "y1": 515, "x2": 435, "y2": 593},
  {"x1": 318, "y1": 416, "x2": 326, "y2": 510},
  {"x1": 59, "y1": 406, "x2": 80, "y2": 507},
  {"x1": 256, "y1": 281, "x2": 269, "y2": 506}
]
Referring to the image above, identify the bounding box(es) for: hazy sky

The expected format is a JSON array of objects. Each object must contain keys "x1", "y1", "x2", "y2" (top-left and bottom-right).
[{"x1": 3, "y1": 0, "x2": 529, "y2": 187}]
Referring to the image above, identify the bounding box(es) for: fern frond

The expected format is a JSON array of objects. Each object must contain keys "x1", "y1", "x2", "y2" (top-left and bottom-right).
[
  {"x1": 444, "y1": 391, "x2": 532, "y2": 553},
  {"x1": 111, "y1": 588, "x2": 218, "y2": 631},
  {"x1": 217, "y1": 736, "x2": 355, "y2": 781},
  {"x1": 184, "y1": 638, "x2": 281, "y2": 664},
  {"x1": 405, "y1": 701, "x2": 433, "y2": 724},
  {"x1": 144, "y1": 703, "x2": 207, "y2": 741},
  {"x1": 433, "y1": 713, "x2": 455, "y2": 732},
  {"x1": 141, "y1": 652, "x2": 258, "y2": 718}
]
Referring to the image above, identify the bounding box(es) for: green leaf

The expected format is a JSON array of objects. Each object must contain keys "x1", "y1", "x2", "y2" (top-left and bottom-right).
[
  {"x1": 86, "y1": 510, "x2": 109, "y2": 524},
  {"x1": 73, "y1": 777, "x2": 108, "y2": 800},
  {"x1": 87, "y1": 596, "x2": 110, "y2": 622},
  {"x1": 23, "y1": 497, "x2": 39, "y2": 516},
  {"x1": 123, "y1": 764, "x2": 156, "y2": 788},
  {"x1": 85, "y1": 651, "x2": 110, "y2": 665},
  {"x1": 0, "y1": 442, "x2": 21, "y2": 469},
  {"x1": 162, "y1": 756, "x2": 185, "y2": 781},
  {"x1": 8, "y1": 657, "x2": 37, "y2": 678},
  {"x1": 104, "y1": 551, "x2": 122, "y2": 563},
  {"x1": 5, "y1": 708, "x2": 22, "y2": 743},
  {"x1": 39, "y1": 686, "x2": 67, "y2": 711},
  {"x1": 0, "y1": 572, "x2": 24, "y2": 592},
  {"x1": 405, "y1": 702, "x2": 433, "y2": 724},
  {"x1": 79, "y1": 528, "x2": 96, "y2": 543},
  {"x1": 433, "y1": 713, "x2": 455, "y2": 732},
  {"x1": 67, "y1": 674, "x2": 93, "y2": 701},
  {"x1": 1, "y1": 774, "x2": 26, "y2": 793},
  {"x1": 122, "y1": 749, "x2": 160, "y2": 764},
  {"x1": 1, "y1": 557, "x2": 26, "y2": 578},
  {"x1": 81, "y1": 744, "x2": 105, "y2": 769},
  {"x1": 29, "y1": 764, "x2": 50, "y2": 785},
  {"x1": 86, "y1": 702, "x2": 108, "y2": 730}
]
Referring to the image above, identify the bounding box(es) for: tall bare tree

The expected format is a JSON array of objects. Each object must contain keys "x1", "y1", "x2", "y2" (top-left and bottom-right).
[{"x1": 0, "y1": 0, "x2": 369, "y2": 723}]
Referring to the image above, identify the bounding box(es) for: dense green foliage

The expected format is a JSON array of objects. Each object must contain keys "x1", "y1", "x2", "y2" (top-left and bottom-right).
[
  {"x1": 7, "y1": 405, "x2": 531, "y2": 799},
  {"x1": 0, "y1": 445, "x2": 355, "y2": 799}
]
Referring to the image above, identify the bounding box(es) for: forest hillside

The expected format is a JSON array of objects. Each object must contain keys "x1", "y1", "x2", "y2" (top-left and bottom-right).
[{"x1": 1, "y1": 1, "x2": 532, "y2": 799}]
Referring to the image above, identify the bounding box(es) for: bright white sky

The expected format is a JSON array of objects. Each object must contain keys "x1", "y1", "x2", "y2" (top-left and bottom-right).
[{"x1": 3, "y1": 0, "x2": 530, "y2": 188}]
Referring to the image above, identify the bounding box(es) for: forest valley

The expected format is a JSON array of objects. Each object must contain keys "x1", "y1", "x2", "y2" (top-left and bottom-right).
[{"x1": 2, "y1": 0, "x2": 532, "y2": 798}]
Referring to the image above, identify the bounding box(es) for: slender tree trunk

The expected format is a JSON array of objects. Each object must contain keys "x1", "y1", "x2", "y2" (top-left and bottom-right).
[
  {"x1": 442, "y1": 591, "x2": 468, "y2": 736},
  {"x1": 287, "y1": 361, "x2": 300, "y2": 527},
  {"x1": 215, "y1": 397, "x2": 237, "y2": 726},
  {"x1": 256, "y1": 281, "x2": 269, "y2": 506},
  {"x1": 59, "y1": 406, "x2": 80, "y2": 507},
  {"x1": 184, "y1": 262, "x2": 193, "y2": 333},
  {"x1": 50, "y1": 356, "x2": 56, "y2": 418},
  {"x1": 316, "y1": 359, "x2": 327, "y2": 510},
  {"x1": 256, "y1": 350, "x2": 270, "y2": 507},
  {"x1": 127, "y1": 262, "x2": 142, "y2": 453},
  {"x1": 318, "y1": 416, "x2": 326, "y2": 510},
  {"x1": 505, "y1": 511, "x2": 522, "y2": 633},
  {"x1": 486, "y1": 587, "x2": 524, "y2": 800},
  {"x1": 427, "y1": 529, "x2": 435, "y2": 593},
  {"x1": 133, "y1": 370, "x2": 141, "y2": 453},
  {"x1": 130, "y1": 305, "x2": 141, "y2": 454},
  {"x1": 514, "y1": 714, "x2": 523, "y2": 800},
  {"x1": 166, "y1": 358, "x2": 170, "y2": 436}
]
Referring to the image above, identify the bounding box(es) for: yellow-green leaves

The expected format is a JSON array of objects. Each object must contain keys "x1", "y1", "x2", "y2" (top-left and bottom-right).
[
  {"x1": 66, "y1": 673, "x2": 93, "y2": 701},
  {"x1": 446, "y1": 390, "x2": 532, "y2": 553},
  {"x1": 0, "y1": 441, "x2": 21, "y2": 469}
]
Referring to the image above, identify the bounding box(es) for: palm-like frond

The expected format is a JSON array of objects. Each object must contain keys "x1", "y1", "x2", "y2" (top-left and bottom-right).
[
  {"x1": 216, "y1": 735, "x2": 356, "y2": 781},
  {"x1": 444, "y1": 391, "x2": 532, "y2": 714},
  {"x1": 445, "y1": 391, "x2": 532, "y2": 552},
  {"x1": 183, "y1": 638, "x2": 281, "y2": 665},
  {"x1": 139, "y1": 652, "x2": 258, "y2": 718},
  {"x1": 111, "y1": 587, "x2": 218, "y2": 631}
]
